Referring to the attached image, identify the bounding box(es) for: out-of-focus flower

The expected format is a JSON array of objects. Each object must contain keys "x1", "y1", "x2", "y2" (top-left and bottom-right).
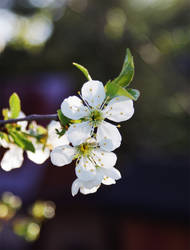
[{"x1": 47, "y1": 120, "x2": 69, "y2": 149}]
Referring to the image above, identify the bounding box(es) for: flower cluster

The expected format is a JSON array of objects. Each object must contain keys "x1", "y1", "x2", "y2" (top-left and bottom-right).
[
  {"x1": 0, "y1": 50, "x2": 139, "y2": 196},
  {"x1": 50, "y1": 80, "x2": 134, "y2": 196},
  {"x1": 0, "y1": 117, "x2": 68, "y2": 172}
]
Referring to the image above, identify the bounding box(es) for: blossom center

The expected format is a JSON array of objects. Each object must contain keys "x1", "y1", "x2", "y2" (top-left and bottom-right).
[
  {"x1": 77, "y1": 143, "x2": 93, "y2": 157},
  {"x1": 89, "y1": 110, "x2": 103, "y2": 127}
]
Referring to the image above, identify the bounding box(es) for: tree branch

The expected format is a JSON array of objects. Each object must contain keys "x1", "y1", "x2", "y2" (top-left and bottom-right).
[{"x1": 0, "y1": 114, "x2": 58, "y2": 126}]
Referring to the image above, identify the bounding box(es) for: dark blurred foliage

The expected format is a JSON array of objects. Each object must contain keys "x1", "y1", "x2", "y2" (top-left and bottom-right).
[{"x1": 0, "y1": 0, "x2": 189, "y2": 249}]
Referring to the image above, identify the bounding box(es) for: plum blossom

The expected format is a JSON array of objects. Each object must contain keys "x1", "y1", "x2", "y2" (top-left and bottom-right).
[
  {"x1": 61, "y1": 80, "x2": 134, "y2": 151},
  {"x1": 26, "y1": 121, "x2": 69, "y2": 164},
  {"x1": 50, "y1": 138, "x2": 121, "y2": 196},
  {"x1": 47, "y1": 120, "x2": 69, "y2": 149},
  {"x1": 0, "y1": 112, "x2": 28, "y2": 171}
]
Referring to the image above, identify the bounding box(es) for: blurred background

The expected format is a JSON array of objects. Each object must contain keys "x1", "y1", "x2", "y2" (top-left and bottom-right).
[{"x1": 0, "y1": 0, "x2": 189, "y2": 249}]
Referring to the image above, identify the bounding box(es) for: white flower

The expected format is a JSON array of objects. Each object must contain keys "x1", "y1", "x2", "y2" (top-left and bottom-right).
[
  {"x1": 1, "y1": 118, "x2": 54, "y2": 171},
  {"x1": 47, "y1": 120, "x2": 69, "y2": 149},
  {"x1": 0, "y1": 137, "x2": 9, "y2": 148},
  {"x1": 1, "y1": 144, "x2": 24, "y2": 171},
  {"x1": 26, "y1": 138, "x2": 50, "y2": 164},
  {"x1": 1, "y1": 111, "x2": 28, "y2": 171},
  {"x1": 50, "y1": 138, "x2": 121, "y2": 196},
  {"x1": 61, "y1": 80, "x2": 134, "y2": 151}
]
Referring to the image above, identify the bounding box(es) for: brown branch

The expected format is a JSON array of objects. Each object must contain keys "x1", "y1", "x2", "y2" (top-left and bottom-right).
[{"x1": 0, "y1": 114, "x2": 58, "y2": 126}]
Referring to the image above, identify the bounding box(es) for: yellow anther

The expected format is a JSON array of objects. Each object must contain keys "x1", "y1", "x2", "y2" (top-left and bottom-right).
[
  {"x1": 101, "y1": 164, "x2": 104, "y2": 166},
  {"x1": 77, "y1": 91, "x2": 81, "y2": 95},
  {"x1": 120, "y1": 112, "x2": 123, "y2": 115},
  {"x1": 117, "y1": 124, "x2": 121, "y2": 128},
  {"x1": 89, "y1": 88, "x2": 92, "y2": 92},
  {"x1": 73, "y1": 125, "x2": 76, "y2": 128},
  {"x1": 98, "y1": 158, "x2": 101, "y2": 161},
  {"x1": 101, "y1": 153, "x2": 104, "y2": 156}
]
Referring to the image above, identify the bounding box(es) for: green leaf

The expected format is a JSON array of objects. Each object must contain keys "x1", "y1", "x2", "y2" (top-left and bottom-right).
[
  {"x1": 57, "y1": 109, "x2": 70, "y2": 126},
  {"x1": 0, "y1": 132, "x2": 9, "y2": 143},
  {"x1": 111, "y1": 48, "x2": 134, "y2": 88},
  {"x1": 73, "y1": 62, "x2": 92, "y2": 81},
  {"x1": 127, "y1": 88, "x2": 140, "y2": 101},
  {"x1": 105, "y1": 82, "x2": 137, "y2": 100},
  {"x1": 9, "y1": 93, "x2": 21, "y2": 119},
  {"x1": 2, "y1": 109, "x2": 9, "y2": 120},
  {"x1": 10, "y1": 131, "x2": 35, "y2": 152}
]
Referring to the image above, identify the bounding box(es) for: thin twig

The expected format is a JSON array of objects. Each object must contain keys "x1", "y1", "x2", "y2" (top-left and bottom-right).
[{"x1": 0, "y1": 114, "x2": 58, "y2": 126}]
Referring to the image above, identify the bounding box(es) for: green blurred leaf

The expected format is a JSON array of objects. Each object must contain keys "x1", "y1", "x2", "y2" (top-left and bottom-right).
[
  {"x1": 9, "y1": 93, "x2": 21, "y2": 119},
  {"x1": 0, "y1": 132, "x2": 9, "y2": 143},
  {"x1": 2, "y1": 109, "x2": 9, "y2": 120},
  {"x1": 10, "y1": 131, "x2": 35, "y2": 152},
  {"x1": 127, "y1": 88, "x2": 140, "y2": 101},
  {"x1": 105, "y1": 82, "x2": 137, "y2": 100},
  {"x1": 111, "y1": 48, "x2": 134, "y2": 87},
  {"x1": 73, "y1": 62, "x2": 92, "y2": 81}
]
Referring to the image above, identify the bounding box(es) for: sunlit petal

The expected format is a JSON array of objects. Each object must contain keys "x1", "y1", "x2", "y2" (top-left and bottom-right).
[
  {"x1": 61, "y1": 95, "x2": 89, "y2": 120},
  {"x1": 92, "y1": 149, "x2": 117, "y2": 169},
  {"x1": 47, "y1": 120, "x2": 69, "y2": 148},
  {"x1": 27, "y1": 143, "x2": 50, "y2": 164},
  {"x1": 67, "y1": 121, "x2": 92, "y2": 146},
  {"x1": 103, "y1": 96, "x2": 134, "y2": 122},
  {"x1": 1, "y1": 145, "x2": 24, "y2": 171},
  {"x1": 97, "y1": 121, "x2": 121, "y2": 151},
  {"x1": 50, "y1": 145, "x2": 76, "y2": 167},
  {"x1": 75, "y1": 157, "x2": 96, "y2": 181},
  {"x1": 81, "y1": 80, "x2": 105, "y2": 108}
]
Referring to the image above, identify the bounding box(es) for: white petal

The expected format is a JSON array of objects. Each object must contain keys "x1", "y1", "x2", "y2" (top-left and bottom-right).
[
  {"x1": 80, "y1": 185, "x2": 99, "y2": 195},
  {"x1": 103, "y1": 96, "x2": 134, "y2": 122},
  {"x1": 71, "y1": 179, "x2": 81, "y2": 196},
  {"x1": 97, "y1": 121, "x2": 121, "y2": 151},
  {"x1": 50, "y1": 145, "x2": 76, "y2": 167},
  {"x1": 61, "y1": 96, "x2": 89, "y2": 120},
  {"x1": 0, "y1": 138, "x2": 9, "y2": 148},
  {"x1": 102, "y1": 177, "x2": 116, "y2": 185},
  {"x1": 81, "y1": 80, "x2": 105, "y2": 108},
  {"x1": 92, "y1": 149, "x2": 117, "y2": 169},
  {"x1": 47, "y1": 121, "x2": 69, "y2": 148},
  {"x1": 102, "y1": 167, "x2": 121, "y2": 180},
  {"x1": 27, "y1": 143, "x2": 50, "y2": 164},
  {"x1": 75, "y1": 157, "x2": 96, "y2": 181},
  {"x1": 1, "y1": 145, "x2": 24, "y2": 171},
  {"x1": 67, "y1": 121, "x2": 92, "y2": 146},
  {"x1": 81, "y1": 176, "x2": 102, "y2": 189},
  {"x1": 17, "y1": 112, "x2": 28, "y2": 131}
]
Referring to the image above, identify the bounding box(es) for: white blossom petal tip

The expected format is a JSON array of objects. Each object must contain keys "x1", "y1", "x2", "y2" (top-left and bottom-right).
[
  {"x1": 61, "y1": 95, "x2": 89, "y2": 120},
  {"x1": 1, "y1": 146, "x2": 24, "y2": 171},
  {"x1": 50, "y1": 145, "x2": 76, "y2": 167},
  {"x1": 104, "y1": 96, "x2": 134, "y2": 122},
  {"x1": 81, "y1": 80, "x2": 105, "y2": 108},
  {"x1": 67, "y1": 121, "x2": 92, "y2": 146}
]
